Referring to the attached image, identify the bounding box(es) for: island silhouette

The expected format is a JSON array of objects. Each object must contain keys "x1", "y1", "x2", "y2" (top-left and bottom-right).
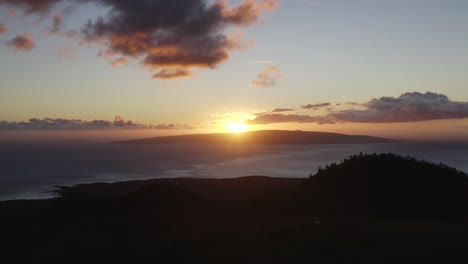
[{"x1": 115, "y1": 130, "x2": 394, "y2": 145}]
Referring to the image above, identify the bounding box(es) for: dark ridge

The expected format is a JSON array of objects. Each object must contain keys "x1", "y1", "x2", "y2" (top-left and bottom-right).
[
  {"x1": 114, "y1": 130, "x2": 394, "y2": 145},
  {"x1": 1, "y1": 154, "x2": 467, "y2": 262},
  {"x1": 281, "y1": 153, "x2": 468, "y2": 219}
]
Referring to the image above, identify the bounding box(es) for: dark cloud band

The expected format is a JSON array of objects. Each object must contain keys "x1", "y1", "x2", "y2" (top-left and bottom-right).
[
  {"x1": 0, "y1": 0, "x2": 277, "y2": 79},
  {"x1": 248, "y1": 92, "x2": 468, "y2": 125},
  {"x1": 0, "y1": 116, "x2": 192, "y2": 130},
  {"x1": 301, "y1": 102, "x2": 331, "y2": 109}
]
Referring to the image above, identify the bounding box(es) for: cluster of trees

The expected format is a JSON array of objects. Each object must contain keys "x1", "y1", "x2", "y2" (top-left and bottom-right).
[{"x1": 310, "y1": 152, "x2": 467, "y2": 178}]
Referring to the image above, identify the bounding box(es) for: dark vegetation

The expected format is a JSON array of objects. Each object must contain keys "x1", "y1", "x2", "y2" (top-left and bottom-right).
[
  {"x1": 115, "y1": 130, "x2": 393, "y2": 145},
  {"x1": 0, "y1": 153, "x2": 467, "y2": 263}
]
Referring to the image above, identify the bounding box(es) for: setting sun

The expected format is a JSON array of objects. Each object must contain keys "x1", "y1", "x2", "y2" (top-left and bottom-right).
[{"x1": 225, "y1": 122, "x2": 249, "y2": 133}]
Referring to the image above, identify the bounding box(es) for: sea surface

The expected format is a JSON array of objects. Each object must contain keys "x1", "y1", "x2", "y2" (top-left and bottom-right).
[{"x1": 1, "y1": 141, "x2": 467, "y2": 200}]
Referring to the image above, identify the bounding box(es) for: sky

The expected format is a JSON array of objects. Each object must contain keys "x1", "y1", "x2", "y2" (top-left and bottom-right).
[{"x1": 0, "y1": 0, "x2": 468, "y2": 141}]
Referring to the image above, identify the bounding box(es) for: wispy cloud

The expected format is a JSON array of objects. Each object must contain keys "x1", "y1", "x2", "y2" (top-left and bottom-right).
[
  {"x1": 6, "y1": 33, "x2": 35, "y2": 52},
  {"x1": 0, "y1": 23, "x2": 7, "y2": 34},
  {"x1": 57, "y1": 46, "x2": 78, "y2": 59},
  {"x1": 247, "y1": 113, "x2": 333, "y2": 125},
  {"x1": 301, "y1": 102, "x2": 331, "y2": 109},
  {"x1": 110, "y1": 57, "x2": 128, "y2": 68},
  {"x1": 250, "y1": 66, "x2": 283, "y2": 87},
  {"x1": 272, "y1": 108, "x2": 295, "y2": 113},
  {"x1": 152, "y1": 68, "x2": 194, "y2": 80}
]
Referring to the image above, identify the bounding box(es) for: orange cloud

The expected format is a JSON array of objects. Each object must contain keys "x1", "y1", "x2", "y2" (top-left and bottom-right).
[
  {"x1": 110, "y1": 57, "x2": 128, "y2": 68},
  {"x1": 250, "y1": 66, "x2": 283, "y2": 87},
  {"x1": 6, "y1": 33, "x2": 35, "y2": 52},
  {"x1": 0, "y1": 23, "x2": 7, "y2": 34}
]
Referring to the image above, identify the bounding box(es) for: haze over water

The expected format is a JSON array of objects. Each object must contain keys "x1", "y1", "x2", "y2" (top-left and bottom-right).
[{"x1": 1, "y1": 141, "x2": 467, "y2": 200}]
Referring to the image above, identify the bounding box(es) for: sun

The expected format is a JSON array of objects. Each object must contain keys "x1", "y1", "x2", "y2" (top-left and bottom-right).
[{"x1": 225, "y1": 122, "x2": 249, "y2": 133}]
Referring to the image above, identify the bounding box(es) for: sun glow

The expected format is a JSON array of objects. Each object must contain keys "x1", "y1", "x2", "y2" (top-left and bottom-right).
[{"x1": 225, "y1": 122, "x2": 249, "y2": 133}]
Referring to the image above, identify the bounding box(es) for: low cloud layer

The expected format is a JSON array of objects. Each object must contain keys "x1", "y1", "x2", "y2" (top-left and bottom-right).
[
  {"x1": 6, "y1": 33, "x2": 35, "y2": 51},
  {"x1": 332, "y1": 92, "x2": 468, "y2": 123},
  {"x1": 271, "y1": 108, "x2": 294, "y2": 113},
  {"x1": 247, "y1": 113, "x2": 333, "y2": 125},
  {"x1": 250, "y1": 66, "x2": 283, "y2": 87},
  {"x1": 301, "y1": 102, "x2": 331, "y2": 109},
  {"x1": 0, "y1": 116, "x2": 192, "y2": 130},
  {"x1": 152, "y1": 68, "x2": 194, "y2": 80},
  {"x1": 0, "y1": 23, "x2": 7, "y2": 34},
  {"x1": 0, "y1": 0, "x2": 277, "y2": 79},
  {"x1": 248, "y1": 92, "x2": 468, "y2": 125}
]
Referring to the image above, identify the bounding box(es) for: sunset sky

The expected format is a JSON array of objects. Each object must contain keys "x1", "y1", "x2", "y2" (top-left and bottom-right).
[{"x1": 1, "y1": 0, "x2": 468, "y2": 140}]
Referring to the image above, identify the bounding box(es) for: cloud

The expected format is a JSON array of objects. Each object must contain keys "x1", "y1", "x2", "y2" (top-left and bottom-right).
[
  {"x1": 246, "y1": 113, "x2": 333, "y2": 125},
  {"x1": 271, "y1": 108, "x2": 294, "y2": 113},
  {"x1": 152, "y1": 68, "x2": 194, "y2": 80},
  {"x1": 50, "y1": 12, "x2": 62, "y2": 33},
  {"x1": 331, "y1": 92, "x2": 468, "y2": 123},
  {"x1": 110, "y1": 57, "x2": 127, "y2": 68},
  {"x1": 57, "y1": 46, "x2": 78, "y2": 59},
  {"x1": 0, "y1": 0, "x2": 277, "y2": 79},
  {"x1": 0, "y1": 0, "x2": 59, "y2": 14},
  {"x1": 0, "y1": 116, "x2": 193, "y2": 130},
  {"x1": 0, "y1": 23, "x2": 7, "y2": 34},
  {"x1": 344, "y1": 102, "x2": 359, "y2": 106},
  {"x1": 247, "y1": 92, "x2": 468, "y2": 125},
  {"x1": 250, "y1": 66, "x2": 283, "y2": 87},
  {"x1": 301, "y1": 102, "x2": 331, "y2": 109},
  {"x1": 6, "y1": 33, "x2": 35, "y2": 51}
]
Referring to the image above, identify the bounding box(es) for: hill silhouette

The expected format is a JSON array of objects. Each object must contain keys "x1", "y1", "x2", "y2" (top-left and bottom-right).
[
  {"x1": 1, "y1": 153, "x2": 467, "y2": 263},
  {"x1": 115, "y1": 130, "x2": 393, "y2": 145},
  {"x1": 286, "y1": 153, "x2": 468, "y2": 219}
]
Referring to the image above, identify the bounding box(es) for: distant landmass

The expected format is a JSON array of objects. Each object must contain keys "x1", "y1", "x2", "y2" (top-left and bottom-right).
[
  {"x1": 115, "y1": 130, "x2": 393, "y2": 145},
  {"x1": 1, "y1": 154, "x2": 467, "y2": 262}
]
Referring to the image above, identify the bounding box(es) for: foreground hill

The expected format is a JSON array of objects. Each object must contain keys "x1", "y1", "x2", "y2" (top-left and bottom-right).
[
  {"x1": 1, "y1": 154, "x2": 467, "y2": 263},
  {"x1": 115, "y1": 130, "x2": 393, "y2": 145}
]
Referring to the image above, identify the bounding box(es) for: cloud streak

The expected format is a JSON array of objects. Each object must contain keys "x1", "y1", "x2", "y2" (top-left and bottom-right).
[
  {"x1": 0, "y1": 116, "x2": 193, "y2": 130},
  {"x1": 301, "y1": 102, "x2": 331, "y2": 109},
  {"x1": 271, "y1": 108, "x2": 294, "y2": 113},
  {"x1": 247, "y1": 113, "x2": 333, "y2": 125},
  {"x1": 247, "y1": 92, "x2": 468, "y2": 125},
  {"x1": 250, "y1": 66, "x2": 283, "y2": 87},
  {"x1": 152, "y1": 68, "x2": 194, "y2": 80}
]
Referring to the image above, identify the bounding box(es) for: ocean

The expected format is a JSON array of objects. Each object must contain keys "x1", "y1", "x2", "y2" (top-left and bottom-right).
[{"x1": 1, "y1": 141, "x2": 467, "y2": 200}]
